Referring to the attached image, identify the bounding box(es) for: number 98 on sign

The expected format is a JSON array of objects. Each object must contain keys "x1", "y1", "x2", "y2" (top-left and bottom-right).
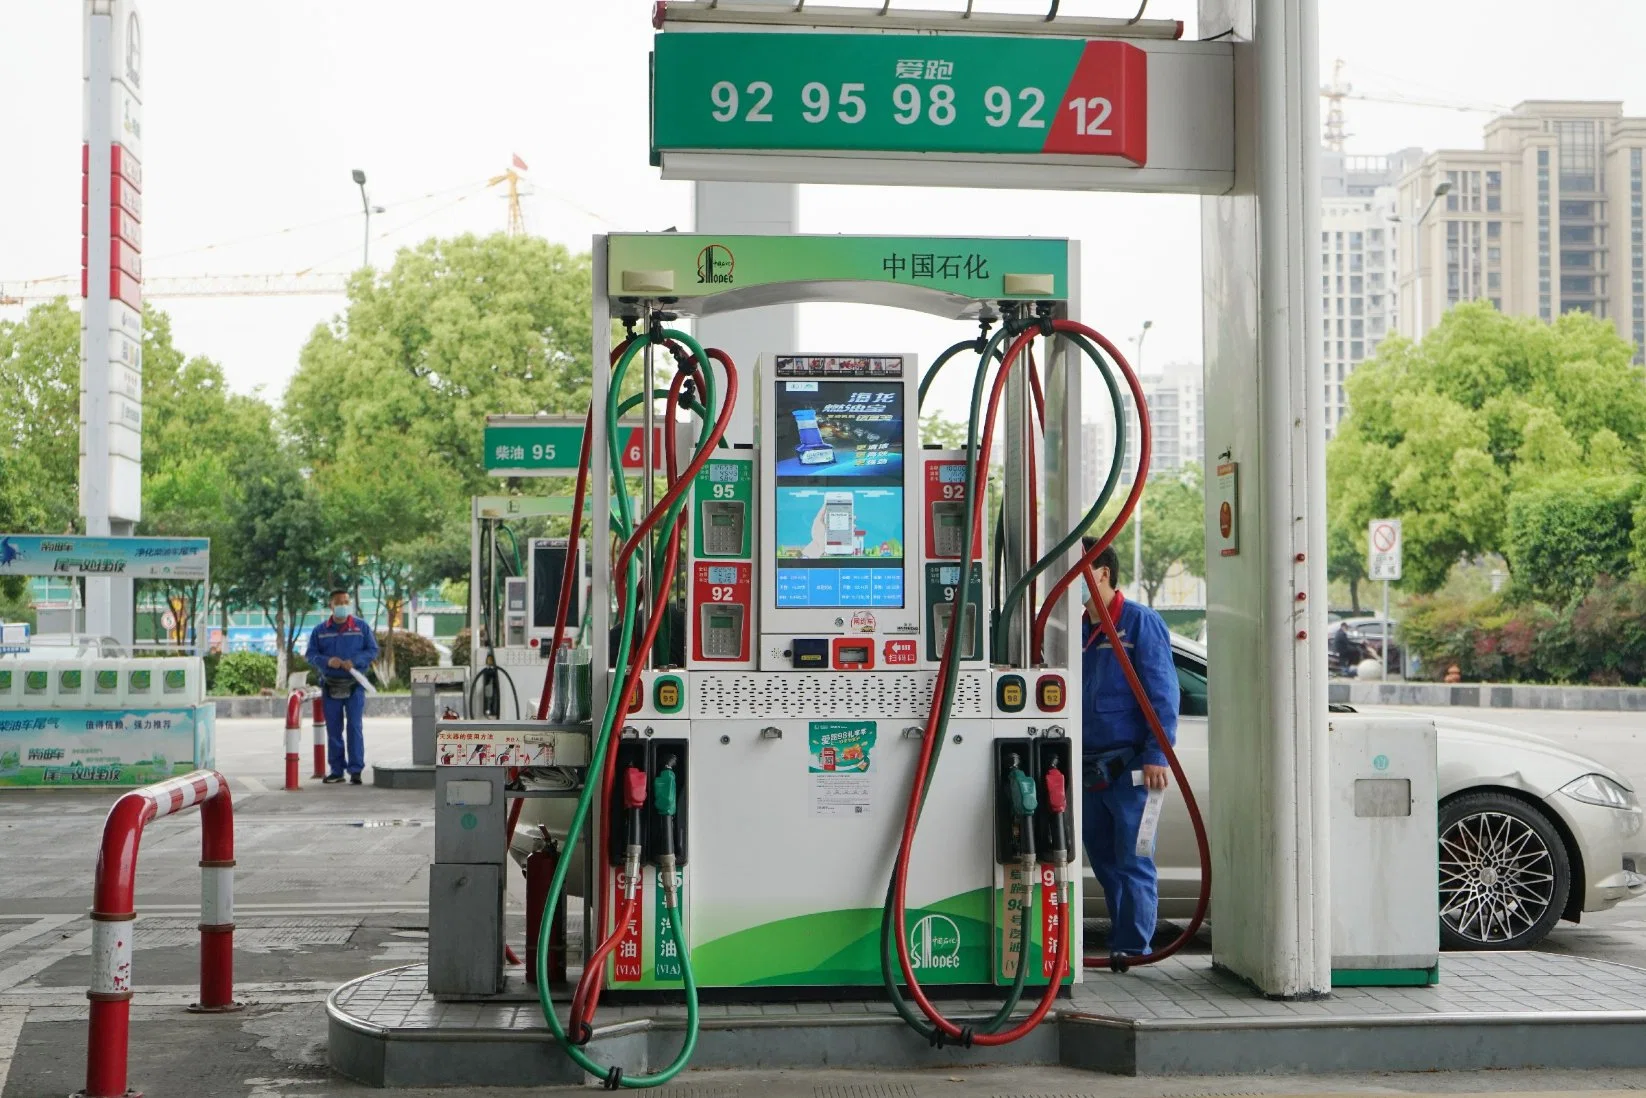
[{"x1": 652, "y1": 33, "x2": 1147, "y2": 166}]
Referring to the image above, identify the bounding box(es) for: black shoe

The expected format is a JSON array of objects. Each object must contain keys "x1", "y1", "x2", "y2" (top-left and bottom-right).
[
  {"x1": 322, "y1": 773, "x2": 345, "y2": 784},
  {"x1": 349, "y1": 773, "x2": 363, "y2": 785}
]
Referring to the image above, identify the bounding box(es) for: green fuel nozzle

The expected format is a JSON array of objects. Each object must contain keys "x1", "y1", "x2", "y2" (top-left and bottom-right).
[
  {"x1": 1007, "y1": 754, "x2": 1038, "y2": 868},
  {"x1": 654, "y1": 757, "x2": 681, "y2": 907}
]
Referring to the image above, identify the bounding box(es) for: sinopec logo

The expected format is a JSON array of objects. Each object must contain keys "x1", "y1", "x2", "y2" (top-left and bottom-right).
[
  {"x1": 909, "y1": 914, "x2": 962, "y2": 970},
  {"x1": 696, "y1": 244, "x2": 735, "y2": 285}
]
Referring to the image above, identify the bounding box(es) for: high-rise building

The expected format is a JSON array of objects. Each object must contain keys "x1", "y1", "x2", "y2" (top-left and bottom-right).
[
  {"x1": 1082, "y1": 360, "x2": 1204, "y2": 503},
  {"x1": 1398, "y1": 101, "x2": 1646, "y2": 361},
  {"x1": 1318, "y1": 147, "x2": 1425, "y2": 434}
]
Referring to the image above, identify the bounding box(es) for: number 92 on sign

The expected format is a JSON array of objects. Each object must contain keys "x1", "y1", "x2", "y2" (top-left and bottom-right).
[{"x1": 651, "y1": 32, "x2": 1147, "y2": 166}]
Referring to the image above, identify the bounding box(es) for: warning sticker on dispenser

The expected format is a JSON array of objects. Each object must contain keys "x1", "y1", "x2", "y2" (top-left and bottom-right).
[{"x1": 808, "y1": 720, "x2": 876, "y2": 817}]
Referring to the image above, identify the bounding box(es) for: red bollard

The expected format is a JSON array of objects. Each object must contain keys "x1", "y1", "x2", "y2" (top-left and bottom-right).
[
  {"x1": 311, "y1": 692, "x2": 326, "y2": 779},
  {"x1": 283, "y1": 690, "x2": 303, "y2": 792},
  {"x1": 84, "y1": 770, "x2": 238, "y2": 1098}
]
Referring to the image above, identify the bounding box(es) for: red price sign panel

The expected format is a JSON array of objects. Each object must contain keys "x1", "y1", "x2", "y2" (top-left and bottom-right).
[
  {"x1": 620, "y1": 426, "x2": 667, "y2": 471},
  {"x1": 1041, "y1": 865, "x2": 1065, "y2": 978}
]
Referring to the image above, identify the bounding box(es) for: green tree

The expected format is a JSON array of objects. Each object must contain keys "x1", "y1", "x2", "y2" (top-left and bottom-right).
[
  {"x1": 313, "y1": 435, "x2": 460, "y2": 680},
  {"x1": 219, "y1": 454, "x2": 336, "y2": 686},
  {"x1": 1504, "y1": 473, "x2": 1640, "y2": 603},
  {"x1": 1120, "y1": 464, "x2": 1205, "y2": 606},
  {"x1": 1327, "y1": 302, "x2": 1646, "y2": 595},
  {"x1": 284, "y1": 233, "x2": 595, "y2": 495},
  {"x1": 0, "y1": 300, "x2": 82, "y2": 532}
]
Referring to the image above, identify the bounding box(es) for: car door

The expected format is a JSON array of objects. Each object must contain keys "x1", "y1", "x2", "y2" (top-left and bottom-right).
[{"x1": 1154, "y1": 647, "x2": 1210, "y2": 912}]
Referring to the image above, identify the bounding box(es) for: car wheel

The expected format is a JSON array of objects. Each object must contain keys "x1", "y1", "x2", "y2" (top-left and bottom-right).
[{"x1": 1438, "y1": 791, "x2": 1570, "y2": 950}]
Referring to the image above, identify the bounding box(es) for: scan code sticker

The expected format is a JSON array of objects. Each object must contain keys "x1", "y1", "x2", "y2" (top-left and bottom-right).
[{"x1": 809, "y1": 720, "x2": 876, "y2": 818}]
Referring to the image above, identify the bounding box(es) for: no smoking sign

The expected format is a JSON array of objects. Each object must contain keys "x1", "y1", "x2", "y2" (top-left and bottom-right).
[{"x1": 1368, "y1": 519, "x2": 1402, "y2": 581}]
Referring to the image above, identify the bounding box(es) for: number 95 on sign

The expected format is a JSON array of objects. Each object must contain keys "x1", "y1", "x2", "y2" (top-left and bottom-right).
[{"x1": 651, "y1": 33, "x2": 1147, "y2": 165}]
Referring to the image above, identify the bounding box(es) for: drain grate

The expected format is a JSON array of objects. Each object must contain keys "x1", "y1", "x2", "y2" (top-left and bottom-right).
[
  {"x1": 816, "y1": 1087, "x2": 919, "y2": 1098},
  {"x1": 655, "y1": 1088, "x2": 740, "y2": 1098},
  {"x1": 349, "y1": 819, "x2": 428, "y2": 827}
]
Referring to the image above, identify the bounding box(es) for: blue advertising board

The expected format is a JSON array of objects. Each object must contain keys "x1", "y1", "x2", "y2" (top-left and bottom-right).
[
  {"x1": 0, "y1": 535, "x2": 209, "y2": 580},
  {"x1": 0, "y1": 704, "x2": 215, "y2": 788}
]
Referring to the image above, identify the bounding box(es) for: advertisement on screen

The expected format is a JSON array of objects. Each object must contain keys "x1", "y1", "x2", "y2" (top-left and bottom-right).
[{"x1": 770, "y1": 362, "x2": 908, "y2": 610}]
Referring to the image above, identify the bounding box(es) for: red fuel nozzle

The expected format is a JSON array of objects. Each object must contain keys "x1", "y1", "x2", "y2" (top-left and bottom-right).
[
  {"x1": 623, "y1": 766, "x2": 648, "y2": 810},
  {"x1": 1044, "y1": 763, "x2": 1067, "y2": 815}
]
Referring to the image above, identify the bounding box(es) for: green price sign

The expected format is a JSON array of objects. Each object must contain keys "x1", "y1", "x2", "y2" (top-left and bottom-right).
[
  {"x1": 652, "y1": 32, "x2": 1147, "y2": 165},
  {"x1": 693, "y1": 458, "x2": 753, "y2": 558},
  {"x1": 483, "y1": 424, "x2": 584, "y2": 475}
]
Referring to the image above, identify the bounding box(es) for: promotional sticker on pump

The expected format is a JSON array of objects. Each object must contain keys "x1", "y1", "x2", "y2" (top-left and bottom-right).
[{"x1": 808, "y1": 720, "x2": 876, "y2": 817}]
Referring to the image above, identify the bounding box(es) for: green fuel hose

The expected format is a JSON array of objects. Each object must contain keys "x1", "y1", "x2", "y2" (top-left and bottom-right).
[{"x1": 534, "y1": 328, "x2": 733, "y2": 1088}]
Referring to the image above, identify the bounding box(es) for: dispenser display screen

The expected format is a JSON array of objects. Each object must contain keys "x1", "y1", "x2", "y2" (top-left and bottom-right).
[{"x1": 772, "y1": 375, "x2": 906, "y2": 608}]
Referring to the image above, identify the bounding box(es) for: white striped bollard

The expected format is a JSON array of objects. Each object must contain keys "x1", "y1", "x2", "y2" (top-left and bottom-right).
[
  {"x1": 84, "y1": 769, "x2": 238, "y2": 1098},
  {"x1": 283, "y1": 689, "x2": 303, "y2": 791},
  {"x1": 311, "y1": 691, "x2": 326, "y2": 779}
]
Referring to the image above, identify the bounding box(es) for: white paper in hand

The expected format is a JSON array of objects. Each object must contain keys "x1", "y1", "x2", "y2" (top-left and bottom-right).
[
  {"x1": 349, "y1": 668, "x2": 378, "y2": 695},
  {"x1": 1133, "y1": 771, "x2": 1166, "y2": 858}
]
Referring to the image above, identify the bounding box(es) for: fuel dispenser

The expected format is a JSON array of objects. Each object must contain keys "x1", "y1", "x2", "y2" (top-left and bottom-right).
[{"x1": 428, "y1": 233, "x2": 1199, "y2": 1088}]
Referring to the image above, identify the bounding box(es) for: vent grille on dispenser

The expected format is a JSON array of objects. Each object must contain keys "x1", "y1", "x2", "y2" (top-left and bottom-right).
[{"x1": 690, "y1": 672, "x2": 987, "y2": 719}]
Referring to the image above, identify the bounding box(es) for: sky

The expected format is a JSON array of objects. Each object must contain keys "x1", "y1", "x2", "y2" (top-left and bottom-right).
[{"x1": 3, "y1": 0, "x2": 1646, "y2": 425}]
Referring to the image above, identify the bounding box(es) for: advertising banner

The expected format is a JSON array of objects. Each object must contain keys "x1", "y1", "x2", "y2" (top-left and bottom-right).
[
  {"x1": 0, "y1": 535, "x2": 208, "y2": 580},
  {"x1": 0, "y1": 704, "x2": 214, "y2": 788}
]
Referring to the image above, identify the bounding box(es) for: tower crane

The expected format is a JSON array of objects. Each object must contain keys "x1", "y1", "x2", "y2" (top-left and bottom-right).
[
  {"x1": 1320, "y1": 58, "x2": 1509, "y2": 151},
  {"x1": 1, "y1": 159, "x2": 538, "y2": 306}
]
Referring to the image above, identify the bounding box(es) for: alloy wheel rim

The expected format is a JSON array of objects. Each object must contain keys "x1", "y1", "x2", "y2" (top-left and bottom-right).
[{"x1": 1439, "y1": 810, "x2": 1556, "y2": 944}]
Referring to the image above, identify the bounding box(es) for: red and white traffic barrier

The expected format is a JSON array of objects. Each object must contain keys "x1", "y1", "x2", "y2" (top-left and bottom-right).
[
  {"x1": 284, "y1": 690, "x2": 304, "y2": 792},
  {"x1": 85, "y1": 769, "x2": 238, "y2": 1098},
  {"x1": 311, "y1": 692, "x2": 326, "y2": 779}
]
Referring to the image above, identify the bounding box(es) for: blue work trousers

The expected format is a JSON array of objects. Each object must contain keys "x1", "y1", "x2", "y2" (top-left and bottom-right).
[
  {"x1": 323, "y1": 684, "x2": 366, "y2": 776},
  {"x1": 1083, "y1": 775, "x2": 1157, "y2": 955}
]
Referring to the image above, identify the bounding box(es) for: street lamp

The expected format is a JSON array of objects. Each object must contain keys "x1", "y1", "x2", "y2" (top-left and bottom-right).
[
  {"x1": 351, "y1": 168, "x2": 385, "y2": 269},
  {"x1": 1407, "y1": 179, "x2": 1452, "y2": 341},
  {"x1": 1130, "y1": 319, "x2": 1152, "y2": 600}
]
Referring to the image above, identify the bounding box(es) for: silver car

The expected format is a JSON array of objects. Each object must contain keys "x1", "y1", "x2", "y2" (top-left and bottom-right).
[{"x1": 1147, "y1": 634, "x2": 1646, "y2": 949}]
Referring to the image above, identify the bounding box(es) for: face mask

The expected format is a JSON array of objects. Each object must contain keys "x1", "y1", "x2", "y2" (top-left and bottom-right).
[{"x1": 332, "y1": 605, "x2": 351, "y2": 622}]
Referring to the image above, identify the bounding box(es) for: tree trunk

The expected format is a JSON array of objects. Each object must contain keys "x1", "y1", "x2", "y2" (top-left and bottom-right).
[
  {"x1": 274, "y1": 606, "x2": 289, "y2": 688},
  {"x1": 1349, "y1": 577, "x2": 1361, "y2": 613}
]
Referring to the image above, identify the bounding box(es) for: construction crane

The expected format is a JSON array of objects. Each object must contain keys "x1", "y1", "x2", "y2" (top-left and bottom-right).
[
  {"x1": 0, "y1": 271, "x2": 350, "y2": 305},
  {"x1": 2, "y1": 158, "x2": 540, "y2": 306},
  {"x1": 1320, "y1": 59, "x2": 1509, "y2": 151}
]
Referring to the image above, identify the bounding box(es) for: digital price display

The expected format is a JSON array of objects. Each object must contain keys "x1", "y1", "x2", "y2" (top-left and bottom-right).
[
  {"x1": 706, "y1": 565, "x2": 739, "y2": 585},
  {"x1": 772, "y1": 364, "x2": 907, "y2": 609}
]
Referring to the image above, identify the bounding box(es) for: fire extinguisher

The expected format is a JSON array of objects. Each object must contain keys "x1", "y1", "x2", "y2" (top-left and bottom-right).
[{"x1": 525, "y1": 828, "x2": 567, "y2": 985}]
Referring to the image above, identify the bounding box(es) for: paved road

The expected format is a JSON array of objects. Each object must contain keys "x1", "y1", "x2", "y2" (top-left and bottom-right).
[{"x1": 7, "y1": 708, "x2": 1646, "y2": 1097}]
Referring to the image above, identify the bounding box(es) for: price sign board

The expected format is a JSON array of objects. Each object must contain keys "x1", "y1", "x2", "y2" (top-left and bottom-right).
[
  {"x1": 652, "y1": 32, "x2": 1147, "y2": 166},
  {"x1": 1368, "y1": 519, "x2": 1402, "y2": 582},
  {"x1": 483, "y1": 422, "x2": 584, "y2": 475},
  {"x1": 484, "y1": 418, "x2": 668, "y2": 476}
]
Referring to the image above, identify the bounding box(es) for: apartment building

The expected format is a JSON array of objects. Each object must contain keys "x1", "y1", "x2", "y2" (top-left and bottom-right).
[{"x1": 1398, "y1": 101, "x2": 1646, "y2": 361}]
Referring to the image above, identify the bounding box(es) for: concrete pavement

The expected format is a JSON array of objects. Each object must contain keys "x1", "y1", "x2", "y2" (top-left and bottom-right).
[{"x1": 6, "y1": 709, "x2": 1646, "y2": 1096}]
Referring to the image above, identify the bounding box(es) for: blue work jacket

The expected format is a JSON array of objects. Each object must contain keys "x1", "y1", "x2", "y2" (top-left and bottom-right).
[
  {"x1": 305, "y1": 615, "x2": 380, "y2": 681},
  {"x1": 1081, "y1": 592, "x2": 1180, "y2": 769}
]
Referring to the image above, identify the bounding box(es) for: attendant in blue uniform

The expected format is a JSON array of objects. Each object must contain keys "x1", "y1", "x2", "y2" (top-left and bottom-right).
[
  {"x1": 1081, "y1": 539, "x2": 1180, "y2": 959},
  {"x1": 306, "y1": 589, "x2": 380, "y2": 785}
]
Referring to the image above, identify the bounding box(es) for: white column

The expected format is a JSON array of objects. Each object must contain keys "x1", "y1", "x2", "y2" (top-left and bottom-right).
[
  {"x1": 1198, "y1": 0, "x2": 1331, "y2": 996},
  {"x1": 692, "y1": 181, "x2": 799, "y2": 446}
]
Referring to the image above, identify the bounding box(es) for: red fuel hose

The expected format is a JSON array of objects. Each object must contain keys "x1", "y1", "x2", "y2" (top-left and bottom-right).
[
  {"x1": 1012, "y1": 317, "x2": 1211, "y2": 971},
  {"x1": 889, "y1": 326, "x2": 1068, "y2": 1046},
  {"x1": 1077, "y1": 562, "x2": 1211, "y2": 969},
  {"x1": 571, "y1": 351, "x2": 735, "y2": 1035},
  {"x1": 571, "y1": 365, "x2": 693, "y2": 1031}
]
